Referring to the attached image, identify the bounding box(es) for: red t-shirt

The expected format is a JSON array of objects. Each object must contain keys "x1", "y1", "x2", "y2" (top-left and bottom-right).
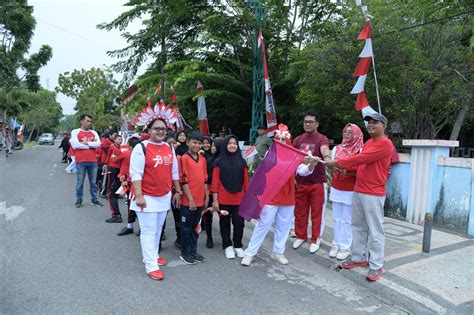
[
  {"x1": 140, "y1": 142, "x2": 174, "y2": 197},
  {"x1": 180, "y1": 153, "x2": 208, "y2": 207},
  {"x1": 100, "y1": 138, "x2": 112, "y2": 164},
  {"x1": 210, "y1": 166, "x2": 249, "y2": 206},
  {"x1": 293, "y1": 132, "x2": 329, "y2": 184},
  {"x1": 74, "y1": 130, "x2": 99, "y2": 163},
  {"x1": 268, "y1": 176, "x2": 295, "y2": 206},
  {"x1": 68, "y1": 143, "x2": 75, "y2": 157},
  {"x1": 107, "y1": 144, "x2": 122, "y2": 169},
  {"x1": 116, "y1": 149, "x2": 131, "y2": 180},
  {"x1": 338, "y1": 136, "x2": 394, "y2": 196},
  {"x1": 331, "y1": 146, "x2": 359, "y2": 191}
]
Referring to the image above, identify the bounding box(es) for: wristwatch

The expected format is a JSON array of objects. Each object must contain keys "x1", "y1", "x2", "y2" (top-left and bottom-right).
[{"x1": 176, "y1": 191, "x2": 183, "y2": 195}]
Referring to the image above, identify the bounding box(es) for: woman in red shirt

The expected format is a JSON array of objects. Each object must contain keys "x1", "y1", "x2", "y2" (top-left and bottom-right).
[
  {"x1": 211, "y1": 135, "x2": 249, "y2": 259},
  {"x1": 328, "y1": 123, "x2": 363, "y2": 260}
]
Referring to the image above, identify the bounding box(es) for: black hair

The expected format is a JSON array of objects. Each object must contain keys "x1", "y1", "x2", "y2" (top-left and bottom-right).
[
  {"x1": 80, "y1": 114, "x2": 93, "y2": 121},
  {"x1": 187, "y1": 131, "x2": 204, "y2": 142},
  {"x1": 304, "y1": 110, "x2": 320, "y2": 122},
  {"x1": 164, "y1": 134, "x2": 175, "y2": 143},
  {"x1": 175, "y1": 130, "x2": 187, "y2": 141},
  {"x1": 146, "y1": 118, "x2": 167, "y2": 130},
  {"x1": 128, "y1": 137, "x2": 141, "y2": 149}
]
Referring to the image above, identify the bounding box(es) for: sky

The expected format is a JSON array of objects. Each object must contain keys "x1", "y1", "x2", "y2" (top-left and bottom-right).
[{"x1": 29, "y1": 0, "x2": 145, "y2": 115}]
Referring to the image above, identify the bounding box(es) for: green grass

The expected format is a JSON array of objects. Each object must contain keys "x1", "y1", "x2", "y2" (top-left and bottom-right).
[{"x1": 24, "y1": 141, "x2": 38, "y2": 149}]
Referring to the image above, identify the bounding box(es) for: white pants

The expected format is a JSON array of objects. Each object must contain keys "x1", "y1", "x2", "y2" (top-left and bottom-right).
[
  {"x1": 245, "y1": 205, "x2": 294, "y2": 257},
  {"x1": 332, "y1": 201, "x2": 352, "y2": 250},
  {"x1": 135, "y1": 211, "x2": 167, "y2": 273},
  {"x1": 65, "y1": 156, "x2": 76, "y2": 173}
]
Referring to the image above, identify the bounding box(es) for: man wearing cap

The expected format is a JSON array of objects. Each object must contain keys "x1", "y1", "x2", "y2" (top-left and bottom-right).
[
  {"x1": 253, "y1": 126, "x2": 272, "y2": 171},
  {"x1": 326, "y1": 112, "x2": 393, "y2": 282}
]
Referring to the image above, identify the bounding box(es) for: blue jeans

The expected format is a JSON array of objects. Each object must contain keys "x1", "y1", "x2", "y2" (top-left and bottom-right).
[{"x1": 76, "y1": 162, "x2": 98, "y2": 202}]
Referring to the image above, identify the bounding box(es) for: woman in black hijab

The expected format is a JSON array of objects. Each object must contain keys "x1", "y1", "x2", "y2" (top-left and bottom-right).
[
  {"x1": 210, "y1": 135, "x2": 249, "y2": 259},
  {"x1": 174, "y1": 130, "x2": 188, "y2": 156}
]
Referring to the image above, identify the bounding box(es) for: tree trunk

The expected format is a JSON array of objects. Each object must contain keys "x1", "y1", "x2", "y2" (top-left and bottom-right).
[
  {"x1": 28, "y1": 126, "x2": 35, "y2": 142},
  {"x1": 449, "y1": 99, "x2": 471, "y2": 141}
]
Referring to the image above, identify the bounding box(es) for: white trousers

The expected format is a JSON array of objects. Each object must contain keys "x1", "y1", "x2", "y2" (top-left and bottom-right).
[
  {"x1": 245, "y1": 205, "x2": 295, "y2": 257},
  {"x1": 332, "y1": 201, "x2": 353, "y2": 250},
  {"x1": 65, "y1": 156, "x2": 76, "y2": 173},
  {"x1": 135, "y1": 211, "x2": 167, "y2": 273}
]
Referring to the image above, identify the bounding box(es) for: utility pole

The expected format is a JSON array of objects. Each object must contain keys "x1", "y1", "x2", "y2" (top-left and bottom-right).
[{"x1": 247, "y1": 0, "x2": 266, "y2": 144}]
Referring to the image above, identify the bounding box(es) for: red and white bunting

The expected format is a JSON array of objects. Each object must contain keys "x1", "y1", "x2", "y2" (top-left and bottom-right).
[
  {"x1": 196, "y1": 80, "x2": 209, "y2": 136},
  {"x1": 258, "y1": 31, "x2": 278, "y2": 136}
]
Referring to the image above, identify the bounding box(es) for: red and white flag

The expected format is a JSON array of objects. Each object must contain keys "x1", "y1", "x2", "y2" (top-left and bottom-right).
[
  {"x1": 245, "y1": 146, "x2": 258, "y2": 160},
  {"x1": 170, "y1": 84, "x2": 177, "y2": 103},
  {"x1": 196, "y1": 80, "x2": 209, "y2": 136},
  {"x1": 258, "y1": 31, "x2": 278, "y2": 136}
]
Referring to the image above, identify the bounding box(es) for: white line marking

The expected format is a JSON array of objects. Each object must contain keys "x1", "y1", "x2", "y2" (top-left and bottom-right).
[{"x1": 0, "y1": 201, "x2": 26, "y2": 221}]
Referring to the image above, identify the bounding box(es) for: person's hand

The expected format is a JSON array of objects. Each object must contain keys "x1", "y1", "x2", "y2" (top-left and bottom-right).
[
  {"x1": 336, "y1": 168, "x2": 347, "y2": 176},
  {"x1": 189, "y1": 199, "x2": 197, "y2": 211},
  {"x1": 102, "y1": 165, "x2": 107, "y2": 171},
  {"x1": 309, "y1": 157, "x2": 320, "y2": 169},
  {"x1": 302, "y1": 156, "x2": 312, "y2": 165},
  {"x1": 119, "y1": 175, "x2": 126, "y2": 182},
  {"x1": 325, "y1": 159, "x2": 338, "y2": 169},
  {"x1": 204, "y1": 195, "x2": 209, "y2": 210},
  {"x1": 121, "y1": 181, "x2": 128, "y2": 187},
  {"x1": 136, "y1": 195, "x2": 147, "y2": 209},
  {"x1": 212, "y1": 200, "x2": 219, "y2": 211},
  {"x1": 172, "y1": 192, "x2": 181, "y2": 208}
]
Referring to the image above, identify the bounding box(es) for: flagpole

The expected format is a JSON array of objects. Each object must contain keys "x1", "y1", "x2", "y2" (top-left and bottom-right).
[{"x1": 371, "y1": 55, "x2": 382, "y2": 114}]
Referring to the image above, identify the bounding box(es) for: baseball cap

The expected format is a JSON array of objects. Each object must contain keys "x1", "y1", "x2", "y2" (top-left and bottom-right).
[{"x1": 363, "y1": 112, "x2": 388, "y2": 125}]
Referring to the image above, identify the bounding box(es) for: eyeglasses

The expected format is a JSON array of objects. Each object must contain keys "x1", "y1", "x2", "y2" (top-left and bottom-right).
[
  {"x1": 304, "y1": 120, "x2": 316, "y2": 125},
  {"x1": 150, "y1": 127, "x2": 166, "y2": 132}
]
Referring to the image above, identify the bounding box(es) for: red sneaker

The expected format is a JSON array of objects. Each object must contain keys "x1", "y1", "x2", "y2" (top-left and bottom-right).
[
  {"x1": 148, "y1": 269, "x2": 164, "y2": 280},
  {"x1": 157, "y1": 257, "x2": 167, "y2": 266},
  {"x1": 366, "y1": 269, "x2": 383, "y2": 282},
  {"x1": 341, "y1": 259, "x2": 369, "y2": 269}
]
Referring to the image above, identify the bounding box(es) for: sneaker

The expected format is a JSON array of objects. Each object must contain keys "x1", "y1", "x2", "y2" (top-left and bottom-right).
[
  {"x1": 157, "y1": 257, "x2": 167, "y2": 266},
  {"x1": 174, "y1": 239, "x2": 181, "y2": 249},
  {"x1": 309, "y1": 242, "x2": 320, "y2": 253},
  {"x1": 225, "y1": 246, "x2": 236, "y2": 259},
  {"x1": 271, "y1": 253, "x2": 289, "y2": 265},
  {"x1": 341, "y1": 258, "x2": 369, "y2": 269},
  {"x1": 117, "y1": 227, "x2": 134, "y2": 236},
  {"x1": 91, "y1": 200, "x2": 103, "y2": 207},
  {"x1": 75, "y1": 201, "x2": 82, "y2": 208},
  {"x1": 366, "y1": 269, "x2": 384, "y2": 282},
  {"x1": 147, "y1": 269, "x2": 164, "y2": 280},
  {"x1": 293, "y1": 238, "x2": 305, "y2": 249},
  {"x1": 336, "y1": 249, "x2": 351, "y2": 260},
  {"x1": 206, "y1": 237, "x2": 214, "y2": 249},
  {"x1": 99, "y1": 193, "x2": 107, "y2": 199},
  {"x1": 105, "y1": 216, "x2": 123, "y2": 223},
  {"x1": 329, "y1": 246, "x2": 339, "y2": 258},
  {"x1": 289, "y1": 229, "x2": 296, "y2": 238},
  {"x1": 180, "y1": 254, "x2": 197, "y2": 265},
  {"x1": 234, "y1": 248, "x2": 245, "y2": 258},
  {"x1": 193, "y1": 253, "x2": 206, "y2": 263},
  {"x1": 241, "y1": 255, "x2": 253, "y2": 266}
]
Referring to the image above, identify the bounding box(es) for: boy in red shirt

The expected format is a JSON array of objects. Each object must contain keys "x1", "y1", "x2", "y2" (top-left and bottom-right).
[
  {"x1": 179, "y1": 131, "x2": 209, "y2": 265},
  {"x1": 326, "y1": 113, "x2": 393, "y2": 282},
  {"x1": 105, "y1": 134, "x2": 123, "y2": 223}
]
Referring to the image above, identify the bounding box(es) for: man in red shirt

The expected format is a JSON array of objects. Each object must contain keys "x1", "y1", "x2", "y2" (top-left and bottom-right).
[
  {"x1": 105, "y1": 134, "x2": 124, "y2": 223},
  {"x1": 326, "y1": 113, "x2": 393, "y2": 282},
  {"x1": 70, "y1": 114, "x2": 103, "y2": 208},
  {"x1": 292, "y1": 110, "x2": 331, "y2": 253}
]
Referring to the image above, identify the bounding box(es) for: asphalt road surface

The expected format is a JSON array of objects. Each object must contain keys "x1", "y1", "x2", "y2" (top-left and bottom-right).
[{"x1": 1, "y1": 145, "x2": 411, "y2": 314}]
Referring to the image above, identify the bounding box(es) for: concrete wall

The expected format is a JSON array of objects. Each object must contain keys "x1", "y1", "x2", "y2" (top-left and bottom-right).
[{"x1": 385, "y1": 141, "x2": 474, "y2": 236}]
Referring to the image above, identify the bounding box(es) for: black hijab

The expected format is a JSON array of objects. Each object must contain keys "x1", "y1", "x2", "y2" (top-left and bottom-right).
[
  {"x1": 213, "y1": 135, "x2": 246, "y2": 193},
  {"x1": 202, "y1": 136, "x2": 213, "y2": 160},
  {"x1": 174, "y1": 131, "x2": 188, "y2": 156},
  {"x1": 206, "y1": 138, "x2": 223, "y2": 181}
]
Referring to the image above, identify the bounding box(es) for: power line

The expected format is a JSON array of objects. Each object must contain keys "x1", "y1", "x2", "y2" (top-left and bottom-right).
[{"x1": 373, "y1": 9, "x2": 473, "y2": 38}]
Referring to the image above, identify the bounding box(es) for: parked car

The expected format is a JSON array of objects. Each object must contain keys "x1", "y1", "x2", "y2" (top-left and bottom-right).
[{"x1": 38, "y1": 133, "x2": 55, "y2": 145}]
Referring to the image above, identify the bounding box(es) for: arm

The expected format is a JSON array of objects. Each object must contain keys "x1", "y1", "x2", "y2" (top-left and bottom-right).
[
  {"x1": 171, "y1": 148, "x2": 182, "y2": 207},
  {"x1": 338, "y1": 141, "x2": 391, "y2": 169},
  {"x1": 70, "y1": 129, "x2": 89, "y2": 150},
  {"x1": 87, "y1": 130, "x2": 101, "y2": 148},
  {"x1": 320, "y1": 144, "x2": 331, "y2": 162},
  {"x1": 243, "y1": 167, "x2": 250, "y2": 192},
  {"x1": 211, "y1": 167, "x2": 220, "y2": 210}
]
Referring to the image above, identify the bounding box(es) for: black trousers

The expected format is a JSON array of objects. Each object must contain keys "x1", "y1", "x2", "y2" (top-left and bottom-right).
[
  {"x1": 202, "y1": 194, "x2": 213, "y2": 239},
  {"x1": 171, "y1": 202, "x2": 181, "y2": 241},
  {"x1": 126, "y1": 191, "x2": 136, "y2": 224},
  {"x1": 107, "y1": 167, "x2": 121, "y2": 217},
  {"x1": 96, "y1": 163, "x2": 104, "y2": 189},
  {"x1": 180, "y1": 205, "x2": 203, "y2": 255},
  {"x1": 219, "y1": 204, "x2": 244, "y2": 249}
]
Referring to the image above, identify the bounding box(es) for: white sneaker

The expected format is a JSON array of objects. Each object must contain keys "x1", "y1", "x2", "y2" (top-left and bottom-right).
[
  {"x1": 293, "y1": 238, "x2": 305, "y2": 249},
  {"x1": 271, "y1": 253, "x2": 289, "y2": 265},
  {"x1": 329, "y1": 246, "x2": 339, "y2": 258},
  {"x1": 309, "y1": 242, "x2": 320, "y2": 253},
  {"x1": 241, "y1": 255, "x2": 253, "y2": 266},
  {"x1": 225, "y1": 246, "x2": 236, "y2": 259},
  {"x1": 336, "y1": 249, "x2": 351, "y2": 260},
  {"x1": 234, "y1": 248, "x2": 245, "y2": 258}
]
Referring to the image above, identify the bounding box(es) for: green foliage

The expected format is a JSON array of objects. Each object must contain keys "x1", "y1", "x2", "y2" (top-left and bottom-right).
[{"x1": 20, "y1": 88, "x2": 63, "y2": 136}]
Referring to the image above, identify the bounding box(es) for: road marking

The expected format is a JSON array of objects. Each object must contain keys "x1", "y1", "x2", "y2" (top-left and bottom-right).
[{"x1": 0, "y1": 201, "x2": 25, "y2": 221}]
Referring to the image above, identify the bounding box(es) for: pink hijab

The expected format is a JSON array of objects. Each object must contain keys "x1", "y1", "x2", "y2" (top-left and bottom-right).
[{"x1": 333, "y1": 123, "x2": 364, "y2": 178}]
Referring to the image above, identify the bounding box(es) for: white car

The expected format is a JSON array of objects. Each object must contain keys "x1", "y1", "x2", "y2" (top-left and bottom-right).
[{"x1": 38, "y1": 133, "x2": 55, "y2": 145}]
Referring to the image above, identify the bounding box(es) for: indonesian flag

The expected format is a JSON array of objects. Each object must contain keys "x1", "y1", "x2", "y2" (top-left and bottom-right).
[
  {"x1": 258, "y1": 31, "x2": 278, "y2": 136},
  {"x1": 239, "y1": 141, "x2": 306, "y2": 221},
  {"x1": 170, "y1": 84, "x2": 177, "y2": 103},
  {"x1": 245, "y1": 146, "x2": 258, "y2": 160},
  {"x1": 154, "y1": 81, "x2": 162, "y2": 96},
  {"x1": 196, "y1": 80, "x2": 209, "y2": 136}
]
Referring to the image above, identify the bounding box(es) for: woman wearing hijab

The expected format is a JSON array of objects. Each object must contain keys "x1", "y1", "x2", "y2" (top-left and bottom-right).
[
  {"x1": 129, "y1": 118, "x2": 182, "y2": 280},
  {"x1": 174, "y1": 130, "x2": 188, "y2": 156},
  {"x1": 211, "y1": 135, "x2": 249, "y2": 259},
  {"x1": 328, "y1": 123, "x2": 364, "y2": 260},
  {"x1": 203, "y1": 138, "x2": 223, "y2": 248}
]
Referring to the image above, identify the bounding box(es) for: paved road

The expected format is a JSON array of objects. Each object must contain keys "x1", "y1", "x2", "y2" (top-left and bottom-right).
[{"x1": 0, "y1": 145, "x2": 440, "y2": 313}]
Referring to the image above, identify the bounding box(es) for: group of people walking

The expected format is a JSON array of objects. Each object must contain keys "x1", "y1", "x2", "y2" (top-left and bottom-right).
[{"x1": 68, "y1": 109, "x2": 394, "y2": 283}]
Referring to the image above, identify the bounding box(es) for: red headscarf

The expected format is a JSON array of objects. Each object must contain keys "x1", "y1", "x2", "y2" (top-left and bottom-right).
[{"x1": 334, "y1": 123, "x2": 364, "y2": 178}]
